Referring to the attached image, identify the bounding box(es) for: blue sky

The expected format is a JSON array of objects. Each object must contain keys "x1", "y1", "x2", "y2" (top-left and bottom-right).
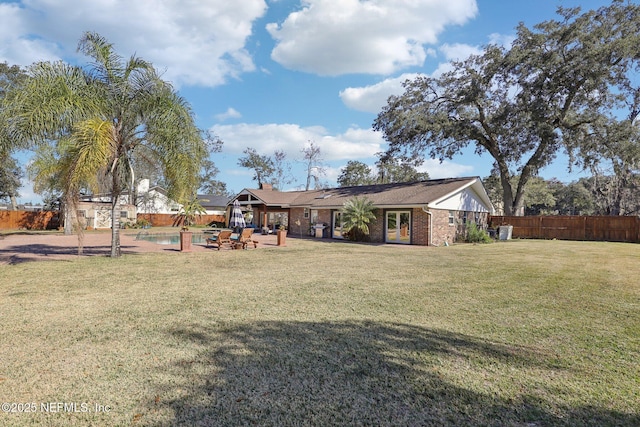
[{"x1": 1, "y1": 0, "x2": 615, "y2": 203}]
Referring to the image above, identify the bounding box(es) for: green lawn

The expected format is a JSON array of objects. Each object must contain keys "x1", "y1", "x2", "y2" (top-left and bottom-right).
[{"x1": 1, "y1": 239, "x2": 638, "y2": 426}]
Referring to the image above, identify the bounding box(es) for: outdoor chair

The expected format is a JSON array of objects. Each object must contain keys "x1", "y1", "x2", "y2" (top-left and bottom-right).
[
  {"x1": 234, "y1": 228, "x2": 258, "y2": 250},
  {"x1": 206, "y1": 230, "x2": 233, "y2": 250}
]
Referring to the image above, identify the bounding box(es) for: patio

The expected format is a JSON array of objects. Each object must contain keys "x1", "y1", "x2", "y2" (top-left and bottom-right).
[{"x1": 0, "y1": 229, "x2": 282, "y2": 265}]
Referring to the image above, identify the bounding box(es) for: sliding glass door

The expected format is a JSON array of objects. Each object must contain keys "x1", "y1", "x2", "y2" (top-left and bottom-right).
[{"x1": 386, "y1": 211, "x2": 411, "y2": 244}]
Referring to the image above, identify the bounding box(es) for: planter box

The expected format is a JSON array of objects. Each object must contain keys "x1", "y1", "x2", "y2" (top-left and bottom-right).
[
  {"x1": 277, "y1": 229, "x2": 287, "y2": 246},
  {"x1": 180, "y1": 231, "x2": 193, "y2": 252}
]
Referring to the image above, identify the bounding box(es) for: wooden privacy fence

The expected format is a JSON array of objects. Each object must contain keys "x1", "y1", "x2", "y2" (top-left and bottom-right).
[
  {"x1": 489, "y1": 215, "x2": 640, "y2": 243},
  {"x1": 136, "y1": 213, "x2": 225, "y2": 227},
  {"x1": 0, "y1": 210, "x2": 60, "y2": 230},
  {"x1": 0, "y1": 211, "x2": 225, "y2": 230}
]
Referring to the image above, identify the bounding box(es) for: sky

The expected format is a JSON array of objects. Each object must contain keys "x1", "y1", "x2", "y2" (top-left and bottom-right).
[{"x1": 1, "y1": 0, "x2": 618, "y2": 203}]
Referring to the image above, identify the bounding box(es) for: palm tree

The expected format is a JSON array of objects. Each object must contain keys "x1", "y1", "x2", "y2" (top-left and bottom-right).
[
  {"x1": 175, "y1": 197, "x2": 207, "y2": 230},
  {"x1": 341, "y1": 196, "x2": 377, "y2": 241},
  {"x1": 4, "y1": 32, "x2": 206, "y2": 256}
]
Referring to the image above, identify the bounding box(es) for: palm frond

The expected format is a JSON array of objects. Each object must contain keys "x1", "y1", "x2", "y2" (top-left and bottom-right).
[
  {"x1": 4, "y1": 61, "x2": 101, "y2": 145},
  {"x1": 341, "y1": 196, "x2": 377, "y2": 239},
  {"x1": 64, "y1": 118, "x2": 117, "y2": 194},
  {"x1": 78, "y1": 32, "x2": 124, "y2": 84}
]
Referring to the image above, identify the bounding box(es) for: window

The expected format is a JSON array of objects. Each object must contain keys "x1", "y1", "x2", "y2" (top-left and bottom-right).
[
  {"x1": 448, "y1": 211, "x2": 455, "y2": 225},
  {"x1": 268, "y1": 212, "x2": 288, "y2": 230},
  {"x1": 332, "y1": 211, "x2": 343, "y2": 239},
  {"x1": 120, "y1": 211, "x2": 128, "y2": 219},
  {"x1": 462, "y1": 211, "x2": 468, "y2": 224},
  {"x1": 303, "y1": 208, "x2": 309, "y2": 218},
  {"x1": 310, "y1": 209, "x2": 319, "y2": 224}
]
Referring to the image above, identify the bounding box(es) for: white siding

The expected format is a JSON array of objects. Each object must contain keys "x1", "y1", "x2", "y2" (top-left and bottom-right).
[{"x1": 430, "y1": 188, "x2": 491, "y2": 212}]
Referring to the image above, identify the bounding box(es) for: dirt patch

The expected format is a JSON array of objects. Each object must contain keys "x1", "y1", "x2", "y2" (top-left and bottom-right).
[{"x1": 0, "y1": 230, "x2": 279, "y2": 265}]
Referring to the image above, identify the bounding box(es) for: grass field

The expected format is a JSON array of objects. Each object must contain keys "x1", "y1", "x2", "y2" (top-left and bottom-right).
[{"x1": 0, "y1": 238, "x2": 638, "y2": 426}]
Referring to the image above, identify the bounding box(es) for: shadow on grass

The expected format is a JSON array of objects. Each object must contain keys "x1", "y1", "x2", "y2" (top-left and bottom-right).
[
  {"x1": 155, "y1": 321, "x2": 638, "y2": 426},
  {"x1": 0, "y1": 243, "x2": 142, "y2": 264}
]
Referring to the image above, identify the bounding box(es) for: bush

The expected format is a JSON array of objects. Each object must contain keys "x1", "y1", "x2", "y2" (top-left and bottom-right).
[
  {"x1": 341, "y1": 196, "x2": 376, "y2": 242},
  {"x1": 466, "y1": 222, "x2": 492, "y2": 243},
  {"x1": 135, "y1": 218, "x2": 151, "y2": 228}
]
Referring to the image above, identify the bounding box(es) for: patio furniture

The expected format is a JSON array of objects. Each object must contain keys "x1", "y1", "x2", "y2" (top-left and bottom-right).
[
  {"x1": 206, "y1": 230, "x2": 233, "y2": 250},
  {"x1": 234, "y1": 228, "x2": 258, "y2": 250}
]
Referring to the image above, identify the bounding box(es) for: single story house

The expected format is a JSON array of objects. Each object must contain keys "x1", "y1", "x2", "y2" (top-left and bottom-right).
[{"x1": 230, "y1": 177, "x2": 494, "y2": 246}]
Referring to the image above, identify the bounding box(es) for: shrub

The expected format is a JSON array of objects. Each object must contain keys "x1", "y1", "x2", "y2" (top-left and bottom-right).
[
  {"x1": 341, "y1": 196, "x2": 376, "y2": 242},
  {"x1": 466, "y1": 222, "x2": 492, "y2": 243}
]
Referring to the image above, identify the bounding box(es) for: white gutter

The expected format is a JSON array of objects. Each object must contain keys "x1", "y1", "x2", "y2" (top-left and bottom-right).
[{"x1": 421, "y1": 205, "x2": 433, "y2": 246}]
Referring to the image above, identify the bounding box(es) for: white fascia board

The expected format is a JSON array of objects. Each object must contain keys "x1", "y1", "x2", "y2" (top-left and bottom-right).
[{"x1": 427, "y1": 178, "x2": 494, "y2": 214}]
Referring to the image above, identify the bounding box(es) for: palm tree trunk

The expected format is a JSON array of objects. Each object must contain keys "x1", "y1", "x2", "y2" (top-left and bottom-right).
[
  {"x1": 110, "y1": 199, "x2": 121, "y2": 257},
  {"x1": 63, "y1": 194, "x2": 74, "y2": 235}
]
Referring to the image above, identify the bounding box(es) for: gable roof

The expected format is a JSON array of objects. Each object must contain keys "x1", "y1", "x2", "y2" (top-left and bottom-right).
[
  {"x1": 233, "y1": 177, "x2": 494, "y2": 212},
  {"x1": 235, "y1": 188, "x2": 302, "y2": 207},
  {"x1": 197, "y1": 194, "x2": 230, "y2": 208}
]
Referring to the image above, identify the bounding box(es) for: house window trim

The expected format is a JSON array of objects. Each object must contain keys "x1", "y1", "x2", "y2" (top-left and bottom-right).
[
  {"x1": 385, "y1": 209, "x2": 412, "y2": 244},
  {"x1": 310, "y1": 209, "x2": 319, "y2": 225},
  {"x1": 332, "y1": 210, "x2": 344, "y2": 239}
]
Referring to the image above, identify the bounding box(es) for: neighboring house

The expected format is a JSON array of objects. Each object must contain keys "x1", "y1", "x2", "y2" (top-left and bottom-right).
[
  {"x1": 197, "y1": 194, "x2": 231, "y2": 216},
  {"x1": 229, "y1": 178, "x2": 494, "y2": 246},
  {"x1": 75, "y1": 179, "x2": 180, "y2": 229},
  {"x1": 75, "y1": 181, "x2": 231, "y2": 229},
  {"x1": 135, "y1": 179, "x2": 181, "y2": 214},
  {"x1": 76, "y1": 197, "x2": 136, "y2": 229},
  {"x1": 0, "y1": 204, "x2": 44, "y2": 212}
]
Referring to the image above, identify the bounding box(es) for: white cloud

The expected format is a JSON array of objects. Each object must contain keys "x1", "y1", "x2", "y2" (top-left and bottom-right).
[
  {"x1": 267, "y1": 0, "x2": 478, "y2": 76},
  {"x1": 488, "y1": 33, "x2": 516, "y2": 48},
  {"x1": 215, "y1": 107, "x2": 243, "y2": 122},
  {"x1": 428, "y1": 42, "x2": 484, "y2": 77},
  {"x1": 339, "y1": 41, "x2": 484, "y2": 113},
  {"x1": 211, "y1": 123, "x2": 384, "y2": 161},
  {"x1": 439, "y1": 42, "x2": 482, "y2": 62},
  {"x1": 418, "y1": 159, "x2": 475, "y2": 179},
  {"x1": 339, "y1": 73, "x2": 420, "y2": 113},
  {"x1": 0, "y1": 0, "x2": 267, "y2": 87}
]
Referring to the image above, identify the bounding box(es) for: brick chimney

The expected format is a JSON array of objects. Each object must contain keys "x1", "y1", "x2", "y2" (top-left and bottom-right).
[{"x1": 260, "y1": 183, "x2": 273, "y2": 191}]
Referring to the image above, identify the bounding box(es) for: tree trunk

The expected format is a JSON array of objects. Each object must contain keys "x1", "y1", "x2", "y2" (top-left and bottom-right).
[
  {"x1": 110, "y1": 198, "x2": 121, "y2": 257},
  {"x1": 497, "y1": 159, "x2": 517, "y2": 216},
  {"x1": 63, "y1": 195, "x2": 74, "y2": 235}
]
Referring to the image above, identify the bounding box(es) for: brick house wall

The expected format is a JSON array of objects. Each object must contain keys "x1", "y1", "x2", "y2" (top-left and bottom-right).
[
  {"x1": 452, "y1": 210, "x2": 490, "y2": 242},
  {"x1": 427, "y1": 208, "x2": 454, "y2": 246},
  {"x1": 411, "y1": 208, "x2": 429, "y2": 246},
  {"x1": 289, "y1": 207, "x2": 333, "y2": 237},
  {"x1": 316, "y1": 209, "x2": 332, "y2": 228},
  {"x1": 289, "y1": 207, "x2": 307, "y2": 236},
  {"x1": 368, "y1": 208, "x2": 384, "y2": 243},
  {"x1": 426, "y1": 209, "x2": 490, "y2": 245},
  {"x1": 286, "y1": 206, "x2": 489, "y2": 245}
]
